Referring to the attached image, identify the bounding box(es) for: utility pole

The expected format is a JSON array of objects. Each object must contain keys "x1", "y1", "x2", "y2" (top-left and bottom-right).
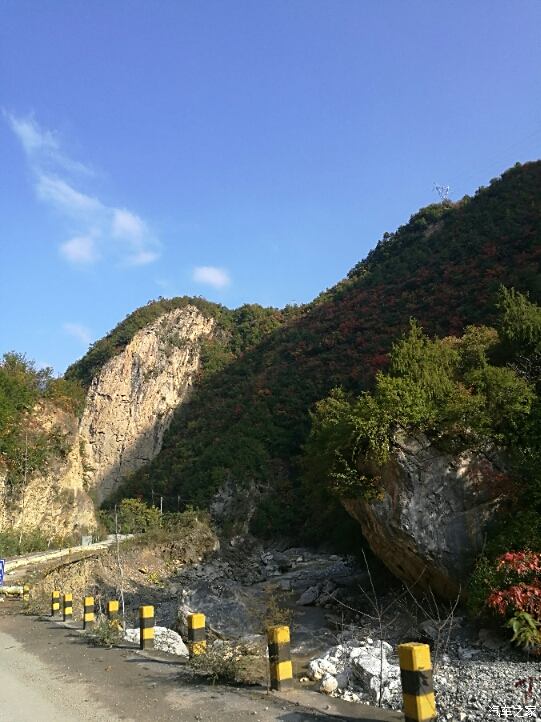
[
  {"x1": 18, "y1": 431, "x2": 29, "y2": 547},
  {"x1": 160, "y1": 496, "x2": 163, "y2": 515}
]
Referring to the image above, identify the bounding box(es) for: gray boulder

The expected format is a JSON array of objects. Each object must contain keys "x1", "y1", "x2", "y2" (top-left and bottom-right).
[{"x1": 341, "y1": 431, "x2": 509, "y2": 598}]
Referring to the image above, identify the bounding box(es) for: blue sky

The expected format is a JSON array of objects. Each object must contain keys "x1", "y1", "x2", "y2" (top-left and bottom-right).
[{"x1": 1, "y1": 1, "x2": 540, "y2": 374}]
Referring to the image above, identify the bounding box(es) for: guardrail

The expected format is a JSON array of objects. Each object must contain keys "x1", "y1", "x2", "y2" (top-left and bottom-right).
[{"x1": 4, "y1": 535, "x2": 132, "y2": 574}]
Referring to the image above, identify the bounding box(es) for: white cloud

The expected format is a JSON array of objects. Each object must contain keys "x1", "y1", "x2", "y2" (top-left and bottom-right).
[
  {"x1": 128, "y1": 249, "x2": 160, "y2": 266},
  {"x1": 63, "y1": 322, "x2": 92, "y2": 346},
  {"x1": 5, "y1": 111, "x2": 92, "y2": 175},
  {"x1": 59, "y1": 235, "x2": 99, "y2": 264},
  {"x1": 112, "y1": 208, "x2": 146, "y2": 240},
  {"x1": 6, "y1": 112, "x2": 160, "y2": 267},
  {"x1": 5, "y1": 112, "x2": 58, "y2": 155},
  {"x1": 193, "y1": 266, "x2": 231, "y2": 289},
  {"x1": 37, "y1": 174, "x2": 103, "y2": 217}
]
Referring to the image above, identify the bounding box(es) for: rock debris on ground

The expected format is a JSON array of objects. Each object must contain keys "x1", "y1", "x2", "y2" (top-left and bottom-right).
[{"x1": 124, "y1": 626, "x2": 189, "y2": 657}]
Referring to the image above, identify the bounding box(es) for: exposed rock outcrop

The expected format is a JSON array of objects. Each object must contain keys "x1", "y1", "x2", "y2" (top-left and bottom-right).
[
  {"x1": 73, "y1": 305, "x2": 215, "y2": 503},
  {"x1": 342, "y1": 432, "x2": 511, "y2": 599},
  {"x1": 0, "y1": 402, "x2": 96, "y2": 537},
  {"x1": 2, "y1": 305, "x2": 215, "y2": 535}
]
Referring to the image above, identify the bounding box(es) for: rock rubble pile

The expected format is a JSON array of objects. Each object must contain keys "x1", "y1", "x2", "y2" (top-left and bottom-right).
[
  {"x1": 308, "y1": 637, "x2": 402, "y2": 706},
  {"x1": 124, "y1": 626, "x2": 189, "y2": 657}
]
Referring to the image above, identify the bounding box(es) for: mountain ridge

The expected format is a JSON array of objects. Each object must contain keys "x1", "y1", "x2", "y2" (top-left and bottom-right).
[{"x1": 95, "y1": 160, "x2": 541, "y2": 539}]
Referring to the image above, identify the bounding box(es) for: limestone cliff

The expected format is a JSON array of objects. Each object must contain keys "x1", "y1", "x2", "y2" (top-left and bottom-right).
[
  {"x1": 341, "y1": 432, "x2": 512, "y2": 599},
  {"x1": 2, "y1": 305, "x2": 215, "y2": 535},
  {"x1": 0, "y1": 402, "x2": 96, "y2": 538},
  {"x1": 71, "y1": 305, "x2": 215, "y2": 504}
]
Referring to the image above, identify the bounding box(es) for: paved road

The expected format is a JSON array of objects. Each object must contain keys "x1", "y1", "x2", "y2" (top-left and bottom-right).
[
  {"x1": 0, "y1": 609, "x2": 402, "y2": 722},
  {"x1": 0, "y1": 627, "x2": 120, "y2": 722}
]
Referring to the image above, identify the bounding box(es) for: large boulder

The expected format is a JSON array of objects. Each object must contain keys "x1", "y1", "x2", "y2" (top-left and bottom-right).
[{"x1": 341, "y1": 432, "x2": 511, "y2": 599}]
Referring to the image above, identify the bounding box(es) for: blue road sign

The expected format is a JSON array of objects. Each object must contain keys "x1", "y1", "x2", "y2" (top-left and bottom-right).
[{"x1": 0, "y1": 559, "x2": 4, "y2": 586}]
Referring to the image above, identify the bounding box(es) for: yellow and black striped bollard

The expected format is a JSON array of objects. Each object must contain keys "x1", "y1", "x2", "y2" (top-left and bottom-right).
[
  {"x1": 83, "y1": 596, "x2": 95, "y2": 630},
  {"x1": 51, "y1": 590, "x2": 61, "y2": 618},
  {"x1": 63, "y1": 592, "x2": 73, "y2": 622},
  {"x1": 139, "y1": 605, "x2": 155, "y2": 650},
  {"x1": 267, "y1": 625, "x2": 293, "y2": 691},
  {"x1": 22, "y1": 583, "x2": 30, "y2": 604},
  {"x1": 187, "y1": 613, "x2": 206, "y2": 657},
  {"x1": 107, "y1": 599, "x2": 119, "y2": 622},
  {"x1": 398, "y1": 642, "x2": 437, "y2": 722}
]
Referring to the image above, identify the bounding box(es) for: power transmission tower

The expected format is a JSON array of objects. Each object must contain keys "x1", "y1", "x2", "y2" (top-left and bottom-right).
[{"x1": 434, "y1": 183, "x2": 450, "y2": 203}]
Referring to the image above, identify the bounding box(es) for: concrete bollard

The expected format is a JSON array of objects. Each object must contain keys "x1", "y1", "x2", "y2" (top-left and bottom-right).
[
  {"x1": 51, "y1": 590, "x2": 61, "y2": 617},
  {"x1": 107, "y1": 599, "x2": 119, "y2": 622},
  {"x1": 187, "y1": 613, "x2": 206, "y2": 657},
  {"x1": 63, "y1": 593, "x2": 73, "y2": 622},
  {"x1": 139, "y1": 605, "x2": 155, "y2": 650},
  {"x1": 267, "y1": 625, "x2": 293, "y2": 691},
  {"x1": 22, "y1": 583, "x2": 30, "y2": 604},
  {"x1": 398, "y1": 642, "x2": 437, "y2": 722},
  {"x1": 83, "y1": 596, "x2": 95, "y2": 629}
]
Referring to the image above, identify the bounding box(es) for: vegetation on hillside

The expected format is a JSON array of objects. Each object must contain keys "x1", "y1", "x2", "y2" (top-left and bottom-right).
[
  {"x1": 114, "y1": 161, "x2": 541, "y2": 543},
  {"x1": 303, "y1": 311, "x2": 533, "y2": 503},
  {"x1": 305, "y1": 288, "x2": 541, "y2": 530},
  {"x1": 0, "y1": 353, "x2": 84, "y2": 490},
  {"x1": 65, "y1": 297, "x2": 298, "y2": 388},
  {"x1": 307, "y1": 288, "x2": 541, "y2": 646}
]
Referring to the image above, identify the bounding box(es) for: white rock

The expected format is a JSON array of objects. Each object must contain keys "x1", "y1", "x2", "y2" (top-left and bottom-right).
[
  {"x1": 124, "y1": 626, "x2": 189, "y2": 657},
  {"x1": 320, "y1": 674, "x2": 338, "y2": 695},
  {"x1": 309, "y1": 638, "x2": 400, "y2": 707},
  {"x1": 308, "y1": 657, "x2": 337, "y2": 680}
]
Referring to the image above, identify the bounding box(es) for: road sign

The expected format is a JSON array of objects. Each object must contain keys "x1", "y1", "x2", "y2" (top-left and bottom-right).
[{"x1": 0, "y1": 559, "x2": 4, "y2": 586}]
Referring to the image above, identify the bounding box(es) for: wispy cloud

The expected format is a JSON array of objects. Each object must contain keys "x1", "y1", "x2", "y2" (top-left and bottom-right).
[
  {"x1": 37, "y1": 174, "x2": 103, "y2": 216},
  {"x1": 5, "y1": 112, "x2": 92, "y2": 176},
  {"x1": 6, "y1": 111, "x2": 160, "y2": 267},
  {"x1": 63, "y1": 322, "x2": 92, "y2": 346},
  {"x1": 193, "y1": 266, "x2": 231, "y2": 289},
  {"x1": 6, "y1": 113, "x2": 58, "y2": 155},
  {"x1": 60, "y1": 235, "x2": 99, "y2": 264}
]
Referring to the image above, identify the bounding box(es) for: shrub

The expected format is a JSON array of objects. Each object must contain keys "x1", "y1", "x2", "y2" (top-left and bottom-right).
[
  {"x1": 189, "y1": 640, "x2": 266, "y2": 686},
  {"x1": 86, "y1": 615, "x2": 124, "y2": 648},
  {"x1": 0, "y1": 529, "x2": 74, "y2": 557},
  {"x1": 472, "y1": 551, "x2": 541, "y2": 653},
  {"x1": 100, "y1": 498, "x2": 161, "y2": 534}
]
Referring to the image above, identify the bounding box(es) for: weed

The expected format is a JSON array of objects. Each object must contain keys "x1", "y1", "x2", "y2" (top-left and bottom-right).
[
  {"x1": 86, "y1": 615, "x2": 123, "y2": 648},
  {"x1": 189, "y1": 640, "x2": 266, "y2": 686}
]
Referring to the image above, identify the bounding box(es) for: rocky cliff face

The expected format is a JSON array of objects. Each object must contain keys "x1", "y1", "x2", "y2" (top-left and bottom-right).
[
  {"x1": 74, "y1": 305, "x2": 215, "y2": 503},
  {"x1": 2, "y1": 305, "x2": 215, "y2": 535},
  {"x1": 0, "y1": 402, "x2": 96, "y2": 538},
  {"x1": 342, "y1": 432, "x2": 511, "y2": 599}
]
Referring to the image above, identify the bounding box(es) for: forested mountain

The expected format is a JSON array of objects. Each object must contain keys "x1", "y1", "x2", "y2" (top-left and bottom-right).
[{"x1": 97, "y1": 160, "x2": 541, "y2": 539}]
